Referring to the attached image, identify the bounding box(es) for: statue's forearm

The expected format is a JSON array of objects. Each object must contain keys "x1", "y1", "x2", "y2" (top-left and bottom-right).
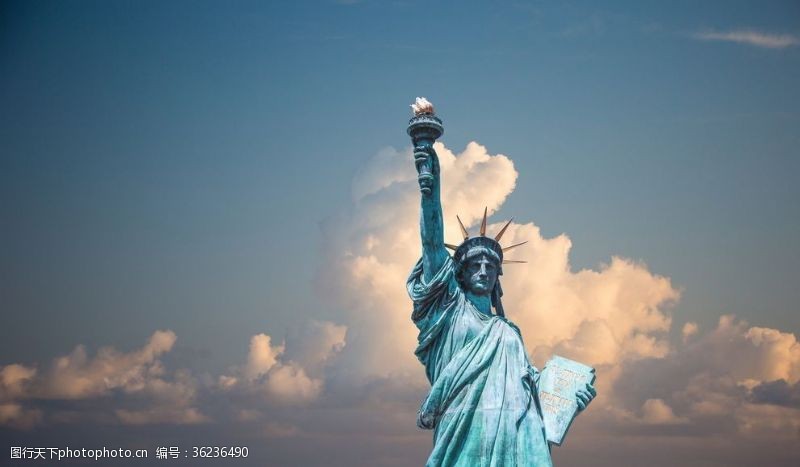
[
  {"x1": 420, "y1": 185, "x2": 444, "y2": 248},
  {"x1": 420, "y1": 182, "x2": 447, "y2": 281}
]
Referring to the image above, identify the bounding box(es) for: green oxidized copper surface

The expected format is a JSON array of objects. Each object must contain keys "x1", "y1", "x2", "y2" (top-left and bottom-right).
[{"x1": 406, "y1": 99, "x2": 595, "y2": 466}]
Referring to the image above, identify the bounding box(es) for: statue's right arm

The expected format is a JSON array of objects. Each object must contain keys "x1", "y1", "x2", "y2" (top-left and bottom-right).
[{"x1": 415, "y1": 145, "x2": 449, "y2": 283}]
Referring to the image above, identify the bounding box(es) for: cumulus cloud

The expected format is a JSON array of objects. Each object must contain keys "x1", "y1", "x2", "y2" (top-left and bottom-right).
[
  {"x1": 501, "y1": 233, "x2": 678, "y2": 368},
  {"x1": 219, "y1": 320, "x2": 346, "y2": 406},
  {"x1": 244, "y1": 334, "x2": 284, "y2": 381},
  {"x1": 692, "y1": 29, "x2": 799, "y2": 49},
  {"x1": 262, "y1": 364, "x2": 323, "y2": 405},
  {"x1": 318, "y1": 141, "x2": 678, "y2": 398},
  {"x1": 37, "y1": 330, "x2": 177, "y2": 399},
  {"x1": 610, "y1": 315, "x2": 800, "y2": 440},
  {"x1": 284, "y1": 320, "x2": 348, "y2": 372},
  {"x1": 0, "y1": 363, "x2": 37, "y2": 401},
  {"x1": 0, "y1": 321, "x2": 347, "y2": 430},
  {"x1": 0, "y1": 330, "x2": 207, "y2": 428},
  {"x1": 688, "y1": 315, "x2": 800, "y2": 384},
  {"x1": 640, "y1": 398, "x2": 688, "y2": 425}
]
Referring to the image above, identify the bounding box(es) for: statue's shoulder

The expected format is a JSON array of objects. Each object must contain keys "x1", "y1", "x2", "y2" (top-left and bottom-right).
[{"x1": 496, "y1": 315, "x2": 522, "y2": 337}]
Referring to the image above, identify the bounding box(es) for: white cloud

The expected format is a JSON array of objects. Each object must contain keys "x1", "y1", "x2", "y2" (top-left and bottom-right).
[
  {"x1": 284, "y1": 320, "x2": 347, "y2": 372},
  {"x1": 691, "y1": 315, "x2": 800, "y2": 384},
  {"x1": 0, "y1": 364, "x2": 37, "y2": 402},
  {"x1": 319, "y1": 141, "x2": 678, "y2": 393},
  {"x1": 0, "y1": 321, "x2": 347, "y2": 429},
  {"x1": 692, "y1": 29, "x2": 799, "y2": 48},
  {"x1": 263, "y1": 364, "x2": 323, "y2": 405},
  {"x1": 610, "y1": 314, "x2": 800, "y2": 439},
  {"x1": 244, "y1": 334, "x2": 284, "y2": 381},
  {"x1": 502, "y1": 235, "x2": 677, "y2": 368},
  {"x1": 39, "y1": 330, "x2": 177, "y2": 399},
  {"x1": 219, "y1": 320, "x2": 346, "y2": 406},
  {"x1": 0, "y1": 331, "x2": 207, "y2": 428},
  {"x1": 640, "y1": 398, "x2": 688, "y2": 425}
]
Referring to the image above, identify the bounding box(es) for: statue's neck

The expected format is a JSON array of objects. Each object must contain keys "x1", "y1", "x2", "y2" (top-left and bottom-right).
[{"x1": 466, "y1": 292, "x2": 493, "y2": 316}]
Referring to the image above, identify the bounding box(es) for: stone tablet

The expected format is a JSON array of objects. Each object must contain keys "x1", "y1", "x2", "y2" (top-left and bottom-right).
[{"x1": 537, "y1": 355, "x2": 596, "y2": 446}]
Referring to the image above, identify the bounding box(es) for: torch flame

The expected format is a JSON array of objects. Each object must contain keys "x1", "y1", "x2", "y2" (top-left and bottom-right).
[{"x1": 411, "y1": 97, "x2": 435, "y2": 116}]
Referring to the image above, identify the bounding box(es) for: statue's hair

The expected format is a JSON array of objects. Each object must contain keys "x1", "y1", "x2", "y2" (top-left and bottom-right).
[{"x1": 462, "y1": 245, "x2": 501, "y2": 264}]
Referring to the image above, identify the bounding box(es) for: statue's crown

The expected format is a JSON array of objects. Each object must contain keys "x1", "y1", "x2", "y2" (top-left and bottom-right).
[{"x1": 446, "y1": 208, "x2": 527, "y2": 267}]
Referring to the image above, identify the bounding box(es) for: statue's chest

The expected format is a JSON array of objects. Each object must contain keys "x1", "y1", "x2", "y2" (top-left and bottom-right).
[{"x1": 448, "y1": 302, "x2": 492, "y2": 346}]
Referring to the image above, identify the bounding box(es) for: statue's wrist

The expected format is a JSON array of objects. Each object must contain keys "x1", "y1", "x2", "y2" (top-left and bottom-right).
[{"x1": 420, "y1": 184, "x2": 440, "y2": 199}]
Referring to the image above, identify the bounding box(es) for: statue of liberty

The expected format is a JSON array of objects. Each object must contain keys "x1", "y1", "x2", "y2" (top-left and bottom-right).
[{"x1": 406, "y1": 98, "x2": 596, "y2": 466}]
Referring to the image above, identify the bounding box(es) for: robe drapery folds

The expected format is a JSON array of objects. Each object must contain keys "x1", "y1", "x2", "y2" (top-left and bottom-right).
[{"x1": 408, "y1": 256, "x2": 553, "y2": 467}]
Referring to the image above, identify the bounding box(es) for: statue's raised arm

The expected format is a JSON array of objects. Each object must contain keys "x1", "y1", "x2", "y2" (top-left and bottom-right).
[{"x1": 408, "y1": 98, "x2": 448, "y2": 282}]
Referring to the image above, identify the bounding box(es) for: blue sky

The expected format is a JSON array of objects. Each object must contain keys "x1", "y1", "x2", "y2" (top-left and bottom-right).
[
  {"x1": 1, "y1": 1, "x2": 799, "y2": 465},
  {"x1": 3, "y1": 0, "x2": 798, "y2": 363}
]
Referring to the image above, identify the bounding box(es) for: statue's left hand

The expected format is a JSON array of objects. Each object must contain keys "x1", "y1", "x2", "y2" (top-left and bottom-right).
[{"x1": 576, "y1": 382, "x2": 596, "y2": 411}]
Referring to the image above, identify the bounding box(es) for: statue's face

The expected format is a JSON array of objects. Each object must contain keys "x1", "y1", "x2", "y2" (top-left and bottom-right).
[{"x1": 463, "y1": 254, "x2": 499, "y2": 296}]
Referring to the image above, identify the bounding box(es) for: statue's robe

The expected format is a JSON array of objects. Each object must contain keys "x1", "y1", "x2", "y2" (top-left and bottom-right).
[{"x1": 408, "y1": 256, "x2": 552, "y2": 467}]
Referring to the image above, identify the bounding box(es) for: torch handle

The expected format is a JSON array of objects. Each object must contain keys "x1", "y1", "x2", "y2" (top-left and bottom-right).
[{"x1": 413, "y1": 142, "x2": 436, "y2": 196}]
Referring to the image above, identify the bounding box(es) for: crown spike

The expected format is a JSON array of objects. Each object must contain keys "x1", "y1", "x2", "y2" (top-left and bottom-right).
[
  {"x1": 494, "y1": 218, "x2": 514, "y2": 241},
  {"x1": 502, "y1": 241, "x2": 528, "y2": 252},
  {"x1": 479, "y1": 207, "x2": 488, "y2": 236},
  {"x1": 502, "y1": 260, "x2": 528, "y2": 264},
  {"x1": 444, "y1": 243, "x2": 458, "y2": 251},
  {"x1": 456, "y1": 215, "x2": 470, "y2": 240}
]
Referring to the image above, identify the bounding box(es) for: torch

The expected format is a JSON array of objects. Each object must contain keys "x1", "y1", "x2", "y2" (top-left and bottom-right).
[{"x1": 407, "y1": 97, "x2": 444, "y2": 195}]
